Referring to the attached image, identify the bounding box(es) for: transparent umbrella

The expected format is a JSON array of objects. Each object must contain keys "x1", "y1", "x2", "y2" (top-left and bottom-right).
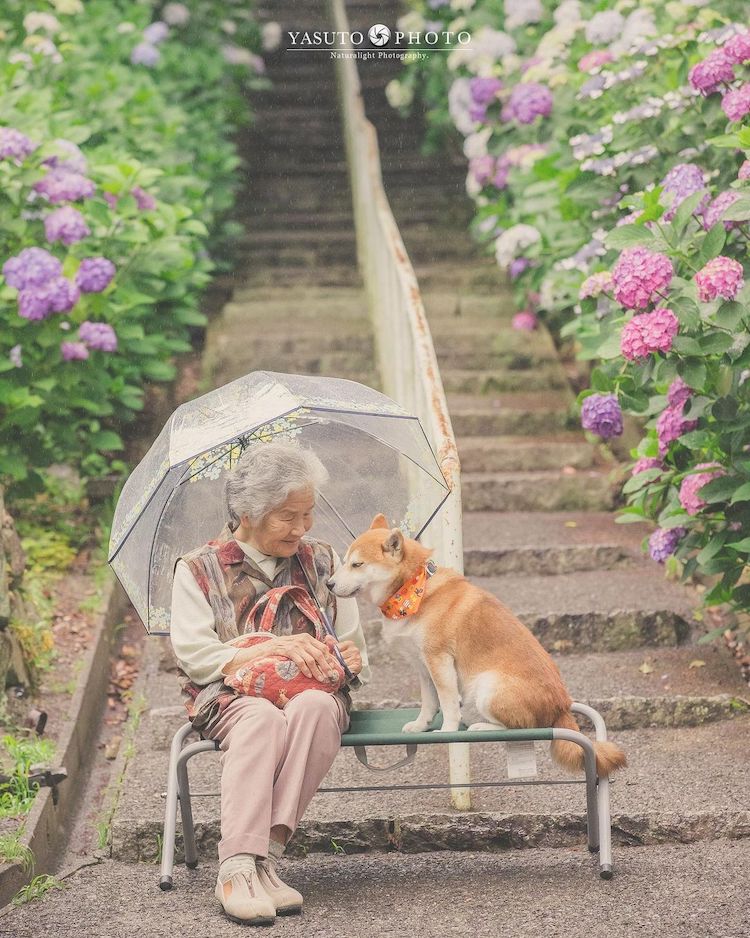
[{"x1": 108, "y1": 371, "x2": 450, "y2": 635}]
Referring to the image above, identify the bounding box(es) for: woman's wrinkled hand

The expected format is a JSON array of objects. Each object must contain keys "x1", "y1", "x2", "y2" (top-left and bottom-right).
[
  {"x1": 326, "y1": 636, "x2": 362, "y2": 676},
  {"x1": 225, "y1": 633, "x2": 340, "y2": 683}
]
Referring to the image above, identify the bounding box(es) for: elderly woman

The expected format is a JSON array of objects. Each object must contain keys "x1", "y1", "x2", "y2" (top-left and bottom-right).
[{"x1": 170, "y1": 441, "x2": 370, "y2": 926}]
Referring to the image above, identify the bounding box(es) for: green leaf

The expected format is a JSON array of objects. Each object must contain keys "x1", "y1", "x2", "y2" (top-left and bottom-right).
[
  {"x1": 712, "y1": 396, "x2": 739, "y2": 420},
  {"x1": 678, "y1": 359, "x2": 707, "y2": 390},
  {"x1": 696, "y1": 532, "x2": 727, "y2": 565},
  {"x1": 596, "y1": 330, "x2": 623, "y2": 360},
  {"x1": 605, "y1": 225, "x2": 655, "y2": 250},
  {"x1": 726, "y1": 537, "x2": 750, "y2": 552},
  {"x1": 672, "y1": 336, "x2": 703, "y2": 356},
  {"x1": 714, "y1": 301, "x2": 746, "y2": 330},
  {"x1": 670, "y1": 296, "x2": 700, "y2": 331},
  {"x1": 697, "y1": 223, "x2": 726, "y2": 264},
  {"x1": 699, "y1": 332, "x2": 734, "y2": 355},
  {"x1": 672, "y1": 190, "x2": 709, "y2": 236},
  {"x1": 720, "y1": 196, "x2": 750, "y2": 222},
  {"x1": 699, "y1": 475, "x2": 737, "y2": 504},
  {"x1": 730, "y1": 481, "x2": 750, "y2": 503},
  {"x1": 89, "y1": 431, "x2": 123, "y2": 451}
]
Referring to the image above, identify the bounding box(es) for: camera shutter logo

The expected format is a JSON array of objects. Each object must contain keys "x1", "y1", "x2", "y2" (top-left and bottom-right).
[{"x1": 368, "y1": 24, "x2": 391, "y2": 46}]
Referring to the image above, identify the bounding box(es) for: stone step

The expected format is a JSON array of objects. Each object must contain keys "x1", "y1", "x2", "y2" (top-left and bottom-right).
[
  {"x1": 470, "y1": 568, "x2": 694, "y2": 652},
  {"x1": 239, "y1": 264, "x2": 365, "y2": 288},
  {"x1": 457, "y1": 435, "x2": 596, "y2": 472},
  {"x1": 217, "y1": 315, "x2": 372, "y2": 347},
  {"x1": 433, "y1": 327, "x2": 560, "y2": 365},
  {"x1": 356, "y1": 631, "x2": 750, "y2": 729},
  {"x1": 461, "y1": 470, "x2": 617, "y2": 512},
  {"x1": 111, "y1": 706, "x2": 749, "y2": 862},
  {"x1": 461, "y1": 510, "x2": 641, "y2": 575},
  {"x1": 447, "y1": 392, "x2": 574, "y2": 437},
  {"x1": 440, "y1": 366, "x2": 569, "y2": 394}
]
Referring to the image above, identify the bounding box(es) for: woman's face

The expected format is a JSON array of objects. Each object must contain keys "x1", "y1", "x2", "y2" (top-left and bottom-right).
[{"x1": 241, "y1": 487, "x2": 315, "y2": 557}]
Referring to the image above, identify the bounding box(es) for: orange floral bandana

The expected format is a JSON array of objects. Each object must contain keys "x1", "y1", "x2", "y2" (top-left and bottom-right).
[{"x1": 380, "y1": 561, "x2": 436, "y2": 619}]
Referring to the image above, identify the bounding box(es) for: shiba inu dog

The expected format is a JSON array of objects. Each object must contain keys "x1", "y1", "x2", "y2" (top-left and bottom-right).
[{"x1": 328, "y1": 514, "x2": 627, "y2": 777}]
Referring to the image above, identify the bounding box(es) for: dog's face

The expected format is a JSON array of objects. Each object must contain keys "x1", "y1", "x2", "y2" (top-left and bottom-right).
[{"x1": 327, "y1": 514, "x2": 406, "y2": 606}]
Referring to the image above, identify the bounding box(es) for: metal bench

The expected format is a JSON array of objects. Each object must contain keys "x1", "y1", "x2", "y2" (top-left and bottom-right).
[{"x1": 159, "y1": 701, "x2": 615, "y2": 890}]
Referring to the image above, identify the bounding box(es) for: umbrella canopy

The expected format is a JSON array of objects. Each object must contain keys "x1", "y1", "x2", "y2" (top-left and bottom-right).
[{"x1": 108, "y1": 371, "x2": 450, "y2": 634}]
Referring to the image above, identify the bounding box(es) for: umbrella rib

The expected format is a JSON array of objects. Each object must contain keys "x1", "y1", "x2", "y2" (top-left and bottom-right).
[{"x1": 316, "y1": 491, "x2": 357, "y2": 539}]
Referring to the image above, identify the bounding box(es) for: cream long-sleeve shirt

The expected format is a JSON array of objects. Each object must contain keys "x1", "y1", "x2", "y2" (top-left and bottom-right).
[{"x1": 169, "y1": 538, "x2": 370, "y2": 688}]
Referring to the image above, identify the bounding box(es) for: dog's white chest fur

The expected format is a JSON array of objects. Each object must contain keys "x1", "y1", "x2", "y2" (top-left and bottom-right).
[{"x1": 379, "y1": 611, "x2": 425, "y2": 654}]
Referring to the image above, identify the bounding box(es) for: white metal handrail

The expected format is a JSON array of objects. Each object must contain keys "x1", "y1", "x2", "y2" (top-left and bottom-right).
[{"x1": 326, "y1": 0, "x2": 470, "y2": 809}]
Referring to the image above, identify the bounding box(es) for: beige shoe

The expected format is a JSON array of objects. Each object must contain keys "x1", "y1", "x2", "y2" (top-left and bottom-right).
[
  {"x1": 215, "y1": 865, "x2": 276, "y2": 926},
  {"x1": 256, "y1": 859, "x2": 303, "y2": 916}
]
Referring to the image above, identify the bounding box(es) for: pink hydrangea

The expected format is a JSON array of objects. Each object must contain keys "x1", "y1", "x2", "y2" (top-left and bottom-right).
[
  {"x1": 512, "y1": 310, "x2": 538, "y2": 331},
  {"x1": 578, "y1": 50, "x2": 613, "y2": 73},
  {"x1": 722, "y1": 84, "x2": 750, "y2": 122},
  {"x1": 579, "y1": 271, "x2": 613, "y2": 299},
  {"x1": 632, "y1": 457, "x2": 663, "y2": 476},
  {"x1": 689, "y1": 49, "x2": 735, "y2": 94},
  {"x1": 667, "y1": 377, "x2": 691, "y2": 408},
  {"x1": 620, "y1": 307, "x2": 679, "y2": 360},
  {"x1": 694, "y1": 256, "x2": 745, "y2": 302},
  {"x1": 131, "y1": 185, "x2": 156, "y2": 211},
  {"x1": 739, "y1": 160, "x2": 750, "y2": 180},
  {"x1": 723, "y1": 32, "x2": 750, "y2": 65},
  {"x1": 657, "y1": 400, "x2": 698, "y2": 456},
  {"x1": 704, "y1": 191, "x2": 741, "y2": 230},
  {"x1": 678, "y1": 463, "x2": 724, "y2": 514},
  {"x1": 61, "y1": 341, "x2": 89, "y2": 362},
  {"x1": 612, "y1": 247, "x2": 674, "y2": 309}
]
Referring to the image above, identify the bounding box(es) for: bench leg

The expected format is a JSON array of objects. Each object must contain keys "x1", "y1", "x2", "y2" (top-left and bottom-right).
[
  {"x1": 448, "y1": 742, "x2": 472, "y2": 810},
  {"x1": 176, "y1": 752, "x2": 198, "y2": 869},
  {"x1": 160, "y1": 725, "x2": 195, "y2": 890},
  {"x1": 571, "y1": 703, "x2": 614, "y2": 878}
]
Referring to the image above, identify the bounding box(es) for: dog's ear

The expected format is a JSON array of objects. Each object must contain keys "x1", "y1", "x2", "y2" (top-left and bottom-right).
[
  {"x1": 382, "y1": 527, "x2": 404, "y2": 558},
  {"x1": 369, "y1": 513, "x2": 389, "y2": 530}
]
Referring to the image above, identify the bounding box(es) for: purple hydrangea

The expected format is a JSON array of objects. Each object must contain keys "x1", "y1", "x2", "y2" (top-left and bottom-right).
[
  {"x1": 143, "y1": 21, "x2": 170, "y2": 44},
  {"x1": 103, "y1": 192, "x2": 118, "y2": 210},
  {"x1": 502, "y1": 83, "x2": 553, "y2": 125},
  {"x1": 79, "y1": 321, "x2": 118, "y2": 352},
  {"x1": 703, "y1": 190, "x2": 741, "y2": 230},
  {"x1": 469, "y1": 156, "x2": 495, "y2": 187},
  {"x1": 581, "y1": 393, "x2": 623, "y2": 439},
  {"x1": 722, "y1": 84, "x2": 750, "y2": 122},
  {"x1": 75, "y1": 257, "x2": 116, "y2": 293},
  {"x1": 509, "y1": 257, "x2": 532, "y2": 280},
  {"x1": 648, "y1": 526, "x2": 685, "y2": 563},
  {"x1": 632, "y1": 457, "x2": 663, "y2": 476},
  {"x1": 44, "y1": 205, "x2": 91, "y2": 245},
  {"x1": 469, "y1": 77, "x2": 503, "y2": 107},
  {"x1": 33, "y1": 169, "x2": 96, "y2": 204},
  {"x1": 132, "y1": 185, "x2": 156, "y2": 211},
  {"x1": 660, "y1": 164, "x2": 708, "y2": 222},
  {"x1": 689, "y1": 49, "x2": 735, "y2": 94},
  {"x1": 131, "y1": 42, "x2": 160, "y2": 67},
  {"x1": 612, "y1": 247, "x2": 674, "y2": 309},
  {"x1": 61, "y1": 341, "x2": 90, "y2": 362},
  {"x1": 620, "y1": 307, "x2": 679, "y2": 360},
  {"x1": 18, "y1": 276, "x2": 79, "y2": 320},
  {"x1": 9, "y1": 345, "x2": 23, "y2": 368},
  {"x1": 0, "y1": 127, "x2": 38, "y2": 163},
  {"x1": 3, "y1": 247, "x2": 62, "y2": 289},
  {"x1": 42, "y1": 139, "x2": 87, "y2": 175}
]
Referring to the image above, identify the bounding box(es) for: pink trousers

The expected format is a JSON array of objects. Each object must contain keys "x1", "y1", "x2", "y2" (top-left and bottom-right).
[{"x1": 204, "y1": 690, "x2": 350, "y2": 863}]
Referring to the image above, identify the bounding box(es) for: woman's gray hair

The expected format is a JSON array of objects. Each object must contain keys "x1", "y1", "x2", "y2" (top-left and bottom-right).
[{"x1": 225, "y1": 440, "x2": 329, "y2": 530}]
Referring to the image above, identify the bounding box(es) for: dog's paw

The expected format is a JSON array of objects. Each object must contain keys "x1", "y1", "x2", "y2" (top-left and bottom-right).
[
  {"x1": 401, "y1": 720, "x2": 429, "y2": 733},
  {"x1": 435, "y1": 723, "x2": 460, "y2": 733}
]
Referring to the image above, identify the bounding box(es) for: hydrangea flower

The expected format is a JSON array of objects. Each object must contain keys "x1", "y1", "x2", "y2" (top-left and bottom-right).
[
  {"x1": 19, "y1": 276, "x2": 79, "y2": 320},
  {"x1": 509, "y1": 258, "x2": 532, "y2": 280},
  {"x1": 722, "y1": 85, "x2": 750, "y2": 122},
  {"x1": 694, "y1": 256, "x2": 744, "y2": 302},
  {"x1": 739, "y1": 160, "x2": 750, "y2": 180},
  {"x1": 632, "y1": 456, "x2": 663, "y2": 476},
  {"x1": 612, "y1": 247, "x2": 674, "y2": 309},
  {"x1": 722, "y1": 32, "x2": 750, "y2": 64},
  {"x1": 33, "y1": 169, "x2": 95, "y2": 203},
  {"x1": 648, "y1": 526, "x2": 685, "y2": 563},
  {"x1": 689, "y1": 50, "x2": 734, "y2": 94},
  {"x1": 132, "y1": 185, "x2": 156, "y2": 211},
  {"x1": 660, "y1": 164, "x2": 708, "y2": 222},
  {"x1": 9, "y1": 345, "x2": 23, "y2": 368},
  {"x1": 42, "y1": 139, "x2": 87, "y2": 175},
  {"x1": 162, "y1": 3, "x2": 190, "y2": 26},
  {"x1": 3, "y1": 247, "x2": 62, "y2": 289},
  {"x1": 578, "y1": 50, "x2": 613, "y2": 73},
  {"x1": 581, "y1": 393, "x2": 623, "y2": 439},
  {"x1": 580, "y1": 271, "x2": 613, "y2": 299},
  {"x1": 469, "y1": 155, "x2": 495, "y2": 187},
  {"x1": 131, "y1": 42, "x2": 160, "y2": 67},
  {"x1": 143, "y1": 21, "x2": 169, "y2": 44},
  {"x1": 703, "y1": 191, "x2": 741, "y2": 230},
  {"x1": 501, "y1": 83, "x2": 553, "y2": 125},
  {"x1": 494, "y1": 224, "x2": 541, "y2": 268},
  {"x1": 656, "y1": 392, "x2": 698, "y2": 456},
  {"x1": 61, "y1": 341, "x2": 89, "y2": 361},
  {"x1": 0, "y1": 127, "x2": 38, "y2": 164},
  {"x1": 469, "y1": 76, "x2": 503, "y2": 106},
  {"x1": 512, "y1": 310, "x2": 538, "y2": 331},
  {"x1": 261, "y1": 21, "x2": 282, "y2": 52},
  {"x1": 620, "y1": 308, "x2": 679, "y2": 360},
  {"x1": 585, "y1": 10, "x2": 624, "y2": 44},
  {"x1": 678, "y1": 463, "x2": 724, "y2": 515},
  {"x1": 75, "y1": 257, "x2": 116, "y2": 293},
  {"x1": 44, "y1": 205, "x2": 91, "y2": 245},
  {"x1": 103, "y1": 192, "x2": 118, "y2": 211},
  {"x1": 504, "y1": 0, "x2": 542, "y2": 30},
  {"x1": 23, "y1": 12, "x2": 61, "y2": 33},
  {"x1": 667, "y1": 377, "x2": 691, "y2": 408},
  {"x1": 222, "y1": 45, "x2": 265, "y2": 73},
  {"x1": 79, "y1": 321, "x2": 117, "y2": 352}
]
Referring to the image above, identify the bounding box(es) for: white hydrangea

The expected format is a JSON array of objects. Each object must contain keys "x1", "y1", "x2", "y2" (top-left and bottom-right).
[
  {"x1": 554, "y1": 0, "x2": 583, "y2": 25},
  {"x1": 463, "y1": 126, "x2": 492, "y2": 159},
  {"x1": 23, "y1": 12, "x2": 61, "y2": 34},
  {"x1": 448, "y1": 77, "x2": 477, "y2": 135},
  {"x1": 385, "y1": 79, "x2": 413, "y2": 109},
  {"x1": 22, "y1": 34, "x2": 62, "y2": 61},
  {"x1": 221, "y1": 20, "x2": 237, "y2": 35},
  {"x1": 585, "y1": 11, "x2": 625, "y2": 45},
  {"x1": 465, "y1": 170, "x2": 482, "y2": 198},
  {"x1": 162, "y1": 3, "x2": 190, "y2": 26},
  {"x1": 397, "y1": 11, "x2": 425, "y2": 33},
  {"x1": 450, "y1": 0, "x2": 476, "y2": 10},
  {"x1": 116, "y1": 21, "x2": 137, "y2": 34},
  {"x1": 262, "y1": 22, "x2": 282, "y2": 52},
  {"x1": 537, "y1": 21, "x2": 579, "y2": 59},
  {"x1": 50, "y1": 0, "x2": 83, "y2": 13},
  {"x1": 610, "y1": 9, "x2": 657, "y2": 56},
  {"x1": 504, "y1": 0, "x2": 542, "y2": 30},
  {"x1": 448, "y1": 26, "x2": 516, "y2": 76},
  {"x1": 494, "y1": 224, "x2": 541, "y2": 269}
]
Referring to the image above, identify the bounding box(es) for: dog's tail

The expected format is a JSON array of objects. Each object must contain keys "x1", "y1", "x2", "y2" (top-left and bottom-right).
[{"x1": 550, "y1": 711, "x2": 627, "y2": 778}]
